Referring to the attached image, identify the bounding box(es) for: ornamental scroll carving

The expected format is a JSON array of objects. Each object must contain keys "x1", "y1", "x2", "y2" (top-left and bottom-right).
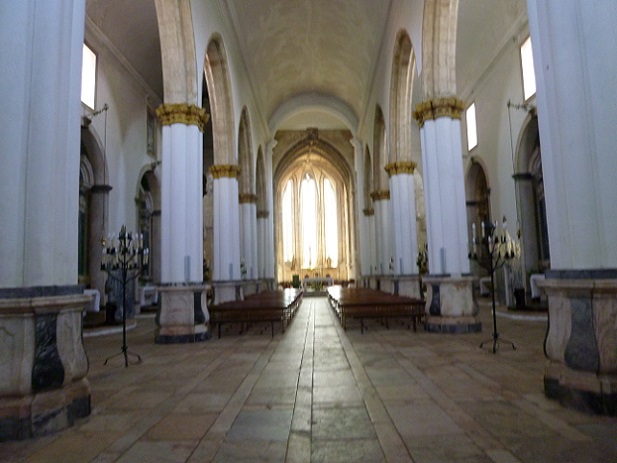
[
  {"x1": 209, "y1": 164, "x2": 241, "y2": 179},
  {"x1": 384, "y1": 161, "x2": 417, "y2": 177},
  {"x1": 370, "y1": 190, "x2": 390, "y2": 201},
  {"x1": 156, "y1": 104, "x2": 209, "y2": 132},
  {"x1": 413, "y1": 97, "x2": 465, "y2": 128}
]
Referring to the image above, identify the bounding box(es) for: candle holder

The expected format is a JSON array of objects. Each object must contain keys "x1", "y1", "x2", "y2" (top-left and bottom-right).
[
  {"x1": 101, "y1": 225, "x2": 149, "y2": 367},
  {"x1": 469, "y1": 217, "x2": 519, "y2": 353}
]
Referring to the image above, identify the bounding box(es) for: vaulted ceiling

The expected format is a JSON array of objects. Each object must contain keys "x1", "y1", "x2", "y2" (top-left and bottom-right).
[{"x1": 85, "y1": 0, "x2": 527, "y2": 133}]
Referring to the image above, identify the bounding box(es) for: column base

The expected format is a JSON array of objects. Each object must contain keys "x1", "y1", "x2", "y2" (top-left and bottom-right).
[
  {"x1": 395, "y1": 275, "x2": 422, "y2": 299},
  {"x1": 0, "y1": 289, "x2": 91, "y2": 441},
  {"x1": 545, "y1": 361, "x2": 617, "y2": 415},
  {"x1": 423, "y1": 275, "x2": 481, "y2": 333},
  {"x1": 212, "y1": 281, "x2": 243, "y2": 304},
  {"x1": 155, "y1": 284, "x2": 210, "y2": 344},
  {"x1": 540, "y1": 270, "x2": 617, "y2": 416}
]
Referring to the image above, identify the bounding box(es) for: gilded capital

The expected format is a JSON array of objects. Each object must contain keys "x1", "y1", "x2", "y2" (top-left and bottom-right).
[
  {"x1": 363, "y1": 208, "x2": 375, "y2": 217},
  {"x1": 156, "y1": 103, "x2": 209, "y2": 132},
  {"x1": 370, "y1": 190, "x2": 390, "y2": 201},
  {"x1": 257, "y1": 210, "x2": 270, "y2": 219},
  {"x1": 209, "y1": 164, "x2": 241, "y2": 179},
  {"x1": 239, "y1": 193, "x2": 258, "y2": 204},
  {"x1": 385, "y1": 161, "x2": 416, "y2": 176},
  {"x1": 413, "y1": 97, "x2": 465, "y2": 128}
]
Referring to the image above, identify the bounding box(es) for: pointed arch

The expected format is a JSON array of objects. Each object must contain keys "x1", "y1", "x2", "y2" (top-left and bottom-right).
[
  {"x1": 204, "y1": 35, "x2": 235, "y2": 164},
  {"x1": 389, "y1": 30, "x2": 417, "y2": 163},
  {"x1": 372, "y1": 106, "x2": 388, "y2": 191},
  {"x1": 238, "y1": 107, "x2": 254, "y2": 194}
]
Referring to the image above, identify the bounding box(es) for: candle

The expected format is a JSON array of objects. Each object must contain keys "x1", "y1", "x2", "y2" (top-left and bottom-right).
[
  {"x1": 481, "y1": 221, "x2": 485, "y2": 238},
  {"x1": 472, "y1": 223, "x2": 477, "y2": 242}
]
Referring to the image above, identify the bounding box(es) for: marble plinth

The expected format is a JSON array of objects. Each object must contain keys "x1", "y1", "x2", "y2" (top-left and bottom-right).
[
  {"x1": 395, "y1": 276, "x2": 422, "y2": 299},
  {"x1": 0, "y1": 292, "x2": 91, "y2": 441},
  {"x1": 423, "y1": 275, "x2": 481, "y2": 333},
  {"x1": 539, "y1": 273, "x2": 617, "y2": 415},
  {"x1": 212, "y1": 281, "x2": 244, "y2": 304},
  {"x1": 155, "y1": 284, "x2": 210, "y2": 344}
]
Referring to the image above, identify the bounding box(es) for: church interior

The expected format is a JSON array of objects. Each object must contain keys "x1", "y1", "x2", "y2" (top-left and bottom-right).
[{"x1": 1, "y1": 0, "x2": 617, "y2": 461}]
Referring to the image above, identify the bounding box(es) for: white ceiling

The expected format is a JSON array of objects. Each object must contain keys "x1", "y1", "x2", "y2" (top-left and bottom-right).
[{"x1": 85, "y1": 0, "x2": 528, "y2": 133}]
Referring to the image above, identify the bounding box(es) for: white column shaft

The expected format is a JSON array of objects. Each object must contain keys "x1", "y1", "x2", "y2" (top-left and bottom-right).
[
  {"x1": 528, "y1": 0, "x2": 617, "y2": 269},
  {"x1": 390, "y1": 173, "x2": 418, "y2": 275},
  {"x1": 213, "y1": 177, "x2": 241, "y2": 280},
  {"x1": 0, "y1": 0, "x2": 85, "y2": 287},
  {"x1": 160, "y1": 123, "x2": 203, "y2": 283},
  {"x1": 420, "y1": 117, "x2": 469, "y2": 275}
]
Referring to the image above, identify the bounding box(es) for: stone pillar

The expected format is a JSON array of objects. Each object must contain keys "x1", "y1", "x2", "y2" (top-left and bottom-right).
[
  {"x1": 239, "y1": 194, "x2": 258, "y2": 280},
  {"x1": 386, "y1": 161, "x2": 419, "y2": 275},
  {"x1": 257, "y1": 210, "x2": 269, "y2": 279},
  {"x1": 88, "y1": 185, "x2": 112, "y2": 304},
  {"x1": 528, "y1": 0, "x2": 617, "y2": 414},
  {"x1": 264, "y1": 140, "x2": 277, "y2": 283},
  {"x1": 210, "y1": 164, "x2": 242, "y2": 303},
  {"x1": 414, "y1": 98, "x2": 479, "y2": 332},
  {"x1": 363, "y1": 208, "x2": 376, "y2": 285},
  {"x1": 371, "y1": 191, "x2": 393, "y2": 275},
  {"x1": 0, "y1": 0, "x2": 91, "y2": 440},
  {"x1": 155, "y1": 103, "x2": 209, "y2": 343}
]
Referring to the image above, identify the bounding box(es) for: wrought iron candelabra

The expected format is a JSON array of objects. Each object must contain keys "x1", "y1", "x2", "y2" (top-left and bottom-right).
[
  {"x1": 469, "y1": 217, "x2": 519, "y2": 353},
  {"x1": 101, "y1": 225, "x2": 149, "y2": 367}
]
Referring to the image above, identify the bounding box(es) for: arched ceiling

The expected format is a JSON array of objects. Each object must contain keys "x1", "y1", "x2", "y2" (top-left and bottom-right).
[{"x1": 85, "y1": 0, "x2": 529, "y2": 133}]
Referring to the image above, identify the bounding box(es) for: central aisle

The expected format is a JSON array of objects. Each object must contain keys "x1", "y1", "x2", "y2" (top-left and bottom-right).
[{"x1": 209, "y1": 297, "x2": 402, "y2": 462}]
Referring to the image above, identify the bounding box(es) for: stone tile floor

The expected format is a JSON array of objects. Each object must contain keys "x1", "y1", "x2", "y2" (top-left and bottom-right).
[{"x1": 1, "y1": 297, "x2": 616, "y2": 463}]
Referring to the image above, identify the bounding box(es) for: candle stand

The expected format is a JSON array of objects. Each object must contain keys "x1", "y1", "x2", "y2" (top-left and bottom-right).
[
  {"x1": 469, "y1": 218, "x2": 519, "y2": 353},
  {"x1": 101, "y1": 225, "x2": 149, "y2": 367}
]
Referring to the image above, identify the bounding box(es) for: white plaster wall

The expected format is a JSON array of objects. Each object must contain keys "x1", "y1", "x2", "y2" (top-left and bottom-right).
[
  {"x1": 83, "y1": 28, "x2": 159, "y2": 236},
  {"x1": 460, "y1": 23, "x2": 532, "y2": 240}
]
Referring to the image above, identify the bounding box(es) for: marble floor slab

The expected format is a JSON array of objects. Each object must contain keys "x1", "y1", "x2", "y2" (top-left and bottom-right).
[{"x1": 1, "y1": 298, "x2": 616, "y2": 463}]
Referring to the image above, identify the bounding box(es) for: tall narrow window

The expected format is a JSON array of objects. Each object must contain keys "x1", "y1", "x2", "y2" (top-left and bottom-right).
[
  {"x1": 81, "y1": 44, "x2": 97, "y2": 109},
  {"x1": 282, "y1": 180, "x2": 294, "y2": 263},
  {"x1": 520, "y1": 36, "x2": 536, "y2": 101},
  {"x1": 466, "y1": 103, "x2": 478, "y2": 151},
  {"x1": 301, "y1": 175, "x2": 317, "y2": 268},
  {"x1": 323, "y1": 178, "x2": 338, "y2": 267}
]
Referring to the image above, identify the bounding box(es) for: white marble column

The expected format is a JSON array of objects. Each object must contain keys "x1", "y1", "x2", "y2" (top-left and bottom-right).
[
  {"x1": 0, "y1": 0, "x2": 92, "y2": 440},
  {"x1": 257, "y1": 210, "x2": 269, "y2": 279},
  {"x1": 155, "y1": 104, "x2": 209, "y2": 343},
  {"x1": 371, "y1": 191, "x2": 393, "y2": 276},
  {"x1": 210, "y1": 165, "x2": 242, "y2": 302},
  {"x1": 386, "y1": 162, "x2": 419, "y2": 275},
  {"x1": 528, "y1": 0, "x2": 617, "y2": 415},
  {"x1": 239, "y1": 194, "x2": 258, "y2": 280},
  {"x1": 264, "y1": 140, "x2": 277, "y2": 283},
  {"x1": 414, "y1": 98, "x2": 478, "y2": 332}
]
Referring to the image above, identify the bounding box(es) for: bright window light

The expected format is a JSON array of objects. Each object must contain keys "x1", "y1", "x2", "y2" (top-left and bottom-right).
[
  {"x1": 520, "y1": 37, "x2": 536, "y2": 100},
  {"x1": 282, "y1": 180, "x2": 294, "y2": 262},
  {"x1": 81, "y1": 44, "x2": 97, "y2": 109},
  {"x1": 301, "y1": 176, "x2": 317, "y2": 268},
  {"x1": 466, "y1": 103, "x2": 478, "y2": 151},
  {"x1": 324, "y1": 178, "x2": 338, "y2": 267}
]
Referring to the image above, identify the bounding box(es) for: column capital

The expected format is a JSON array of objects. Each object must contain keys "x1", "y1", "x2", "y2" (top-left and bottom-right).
[
  {"x1": 239, "y1": 193, "x2": 257, "y2": 204},
  {"x1": 384, "y1": 161, "x2": 416, "y2": 177},
  {"x1": 209, "y1": 164, "x2": 241, "y2": 179},
  {"x1": 413, "y1": 97, "x2": 465, "y2": 128},
  {"x1": 363, "y1": 208, "x2": 375, "y2": 217},
  {"x1": 370, "y1": 190, "x2": 390, "y2": 201},
  {"x1": 156, "y1": 103, "x2": 209, "y2": 132}
]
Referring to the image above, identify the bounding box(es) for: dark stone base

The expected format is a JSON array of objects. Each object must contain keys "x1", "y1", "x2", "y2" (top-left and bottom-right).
[
  {"x1": 425, "y1": 322, "x2": 482, "y2": 334},
  {"x1": 155, "y1": 331, "x2": 210, "y2": 344},
  {"x1": 545, "y1": 377, "x2": 617, "y2": 416},
  {"x1": 0, "y1": 393, "x2": 91, "y2": 442}
]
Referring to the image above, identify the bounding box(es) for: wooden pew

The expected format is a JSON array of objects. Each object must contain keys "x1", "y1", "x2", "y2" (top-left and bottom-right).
[
  {"x1": 327, "y1": 286, "x2": 425, "y2": 333},
  {"x1": 209, "y1": 289, "x2": 303, "y2": 338}
]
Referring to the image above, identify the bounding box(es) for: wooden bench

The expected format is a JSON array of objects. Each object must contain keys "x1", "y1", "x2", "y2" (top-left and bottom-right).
[
  {"x1": 209, "y1": 289, "x2": 303, "y2": 338},
  {"x1": 327, "y1": 286, "x2": 425, "y2": 333}
]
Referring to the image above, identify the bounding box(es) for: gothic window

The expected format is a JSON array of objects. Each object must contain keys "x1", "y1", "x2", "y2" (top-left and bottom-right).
[
  {"x1": 282, "y1": 179, "x2": 294, "y2": 263},
  {"x1": 324, "y1": 178, "x2": 338, "y2": 266}
]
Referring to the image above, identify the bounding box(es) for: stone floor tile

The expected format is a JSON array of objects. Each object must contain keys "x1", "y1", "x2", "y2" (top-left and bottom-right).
[
  {"x1": 114, "y1": 441, "x2": 196, "y2": 463},
  {"x1": 311, "y1": 439, "x2": 385, "y2": 463},
  {"x1": 173, "y1": 391, "x2": 233, "y2": 414},
  {"x1": 312, "y1": 407, "x2": 376, "y2": 440},
  {"x1": 212, "y1": 439, "x2": 287, "y2": 463},
  {"x1": 226, "y1": 409, "x2": 293, "y2": 441},
  {"x1": 144, "y1": 413, "x2": 217, "y2": 441},
  {"x1": 312, "y1": 385, "x2": 363, "y2": 406}
]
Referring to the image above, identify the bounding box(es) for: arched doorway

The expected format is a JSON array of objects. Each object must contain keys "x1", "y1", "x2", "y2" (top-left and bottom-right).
[
  {"x1": 515, "y1": 115, "x2": 549, "y2": 295},
  {"x1": 465, "y1": 159, "x2": 491, "y2": 278}
]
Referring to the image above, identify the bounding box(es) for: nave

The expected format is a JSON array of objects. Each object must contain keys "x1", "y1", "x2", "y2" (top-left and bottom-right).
[{"x1": 1, "y1": 299, "x2": 615, "y2": 463}]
